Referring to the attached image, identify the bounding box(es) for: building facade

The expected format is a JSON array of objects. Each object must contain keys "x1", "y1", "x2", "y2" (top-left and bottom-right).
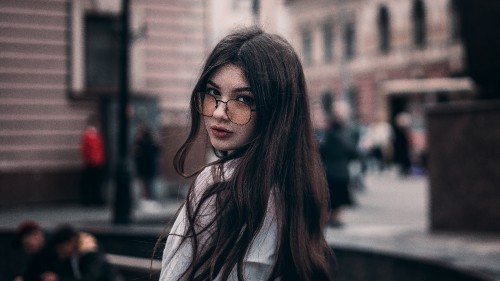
[
  {"x1": 0, "y1": 0, "x2": 206, "y2": 206},
  {"x1": 286, "y1": 0, "x2": 474, "y2": 158},
  {"x1": 0, "y1": 0, "x2": 476, "y2": 205}
]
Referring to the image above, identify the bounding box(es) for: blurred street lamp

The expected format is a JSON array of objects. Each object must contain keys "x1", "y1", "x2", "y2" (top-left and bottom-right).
[{"x1": 113, "y1": 0, "x2": 132, "y2": 224}]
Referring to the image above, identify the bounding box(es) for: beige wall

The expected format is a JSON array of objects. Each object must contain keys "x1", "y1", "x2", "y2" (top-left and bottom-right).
[
  {"x1": 208, "y1": 0, "x2": 254, "y2": 45},
  {"x1": 0, "y1": 0, "x2": 92, "y2": 171},
  {"x1": 0, "y1": 0, "x2": 207, "y2": 204}
]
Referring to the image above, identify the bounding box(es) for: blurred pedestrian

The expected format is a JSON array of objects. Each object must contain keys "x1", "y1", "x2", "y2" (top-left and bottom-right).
[
  {"x1": 80, "y1": 115, "x2": 106, "y2": 206},
  {"x1": 24, "y1": 224, "x2": 120, "y2": 281},
  {"x1": 159, "y1": 27, "x2": 335, "y2": 281},
  {"x1": 392, "y1": 112, "x2": 412, "y2": 177},
  {"x1": 133, "y1": 123, "x2": 159, "y2": 200},
  {"x1": 2, "y1": 221, "x2": 46, "y2": 281},
  {"x1": 362, "y1": 116, "x2": 393, "y2": 172},
  {"x1": 320, "y1": 101, "x2": 359, "y2": 227}
]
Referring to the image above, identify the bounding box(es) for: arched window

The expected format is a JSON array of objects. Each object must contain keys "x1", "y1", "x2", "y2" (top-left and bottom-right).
[
  {"x1": 323, "y1": 22, "x2": 334, "y2": 62},
  {"x1": 378, "y1": 5, "x2": 391, "y2": 53},
  {"x1": 344, "y1": 22, "x2": 356, "y2": 59},
  {"x1": 412, "y1": 0, "x2": 427, "y2": 48},
  {"x1": 449, "y1": 0, "x2": 461, "y2": 41},
  {"x1": 252, "y1": 0, "x2": 260, "y2": 16},
  {"x1": 302, "y1": 28, "x2": 313, "y2": 66},
  {"x1": 345, "y1": 86, "x2": 359, "y2": 122},
  {"x1": 320, "y1": 91, "x2": 334, "y2": 116}
]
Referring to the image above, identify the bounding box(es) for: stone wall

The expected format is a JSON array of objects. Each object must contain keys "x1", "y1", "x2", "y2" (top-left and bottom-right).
[
  {"x1": 0, "y1": 169, "x2": 80, "y2": 207},
  {"x1": 426, "y1": 100, "x2": 500, "y2": 232}
]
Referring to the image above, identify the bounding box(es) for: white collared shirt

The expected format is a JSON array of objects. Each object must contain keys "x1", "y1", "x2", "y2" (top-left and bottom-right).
[{"x1": 160, "y1": 165, "x2": 278, "y2": 281}]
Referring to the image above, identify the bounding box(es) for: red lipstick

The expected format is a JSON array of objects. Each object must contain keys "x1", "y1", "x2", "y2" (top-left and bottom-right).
[{"x1": 211, "y1": 126, "x2": 232, "y2": 138}]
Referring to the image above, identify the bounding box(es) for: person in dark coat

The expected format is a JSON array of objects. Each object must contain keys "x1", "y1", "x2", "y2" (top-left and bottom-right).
[
  {"x1": 320, "y1": 102, "x2": 359, "y2": 227},
  {"x1": 133, "y1": 124, "x2": 160, "y2": 200},
  {"x1": 392, "y1": 112, "x2": 412, "y2": 177}
]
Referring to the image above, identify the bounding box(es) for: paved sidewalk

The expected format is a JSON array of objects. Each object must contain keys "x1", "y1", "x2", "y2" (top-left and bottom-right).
[
  {"x1": 326, "y1": 169, "x2": 500, "y2": 280},
  {"x1": 0, "y1": 170, "x2": 499, "y2": 280},
  {"x1": 0, "y1": 198, "x2": 180, "y2": 232}
]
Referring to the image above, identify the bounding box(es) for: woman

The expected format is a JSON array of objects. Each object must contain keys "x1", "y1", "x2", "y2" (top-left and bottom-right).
[{"x1": 160, "y1": 26, "x2": 335, "y2": 281}]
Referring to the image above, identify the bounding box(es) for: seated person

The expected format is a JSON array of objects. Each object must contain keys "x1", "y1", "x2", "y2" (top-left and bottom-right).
[{"x1": 24, "y1": 224, "x2": 120, "y2": 281}]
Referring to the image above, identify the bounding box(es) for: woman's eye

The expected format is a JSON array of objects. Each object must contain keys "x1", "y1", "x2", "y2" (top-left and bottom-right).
[
  {"x1": 207, "y1": 89, "x2": 220, "y2": 96},
  {"x1": 236, "y1": 95, "x2": 255, "y2": 105}
]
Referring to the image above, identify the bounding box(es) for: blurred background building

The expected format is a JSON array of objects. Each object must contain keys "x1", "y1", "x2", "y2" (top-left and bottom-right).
[
  {"x1": 0, "y1": 0, "x2": 206, "y2": 206},
  {"x1": 0, "y1": 0, "x2": 482, "y2": 206}
]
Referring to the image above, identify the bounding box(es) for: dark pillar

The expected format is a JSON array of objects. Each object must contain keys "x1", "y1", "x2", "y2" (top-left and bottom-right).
[
  {"x1": 113, "y1": 0, "x2": 132, "y2": 224},
  {"x1": 427, "y1": 0, "x2": 500, "y2": 232},
  {"x1": 459, "y1": 0, "x2": 500, "y2": 99}
]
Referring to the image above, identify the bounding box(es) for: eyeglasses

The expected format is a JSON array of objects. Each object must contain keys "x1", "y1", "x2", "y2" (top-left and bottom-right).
[{"x1": 195, "y1": 92, "x2": 256, "y2": 125}]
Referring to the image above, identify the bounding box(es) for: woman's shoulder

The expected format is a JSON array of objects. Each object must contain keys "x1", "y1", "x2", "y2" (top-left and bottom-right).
[
  {"x1": 191, "y1": 164, "x2": 218, "y2": 195},
  {"x1": 191, "y1": 160, "x2": 238, "y2": 202},
  {"x1": 194, "y1": 160, "x2": 237, "y2": 187},
  {"x1": 194, "y1": 165, "x2": 214, "y2": 187}
]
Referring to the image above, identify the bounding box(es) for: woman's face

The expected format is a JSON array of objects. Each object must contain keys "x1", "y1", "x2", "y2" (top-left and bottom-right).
[{"x1": 202, "y1": 64, "x2": 257, "y2": 153}]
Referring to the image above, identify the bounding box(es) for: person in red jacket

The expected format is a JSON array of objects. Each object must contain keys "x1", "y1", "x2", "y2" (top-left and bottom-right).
[{"x1": 80, "y1": 116, "x2": 106, "y2": 206}]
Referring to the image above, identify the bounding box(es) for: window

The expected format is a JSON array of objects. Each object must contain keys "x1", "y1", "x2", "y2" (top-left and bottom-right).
[
  {"x1": 320, "y1": 91, "x2": 333, "y2": 116},
  {"x1": 378, "y1": 5, "x2": 391, "y2": 53},
  {"x1": 323, "y1": 22, "x2": 334, "y2": 63},
  {"x1": 84, "y1": 14, "x2": 121, "y2": 94},
  {"x1": 412, "y1": 0, "x2": 427, "y2": 48},
  {"x1": 302, "y1": 29, "x2": 312, "y2": 66},
  {"x1": 449, "y1": 0, "x2": 461, "y2": 41},
  {"x1": 252, "y1": 0, "x2": 260, "y2": 16},
  {"x1": 344, "y1": 22, "x2": 356, "y2": 60},
  {"x1": 345, "y1": 86, "x2": 359, "y2": 122}
]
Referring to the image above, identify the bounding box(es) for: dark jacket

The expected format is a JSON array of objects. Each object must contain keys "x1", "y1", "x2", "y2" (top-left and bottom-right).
[{"x1": 320, "y1": 122, "x2": 359, "y2": 181}]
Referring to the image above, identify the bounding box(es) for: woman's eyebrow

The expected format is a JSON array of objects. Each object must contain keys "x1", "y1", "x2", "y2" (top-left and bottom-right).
[
  {"x1": 233, "y1": 87, "x2": 252, "y2": 93},
  {"x1": 206, "y1": 80, "x2": 219, "y2": 89},
  {"x1": 207, "y1": 80, "x2": 252, "y2": 93}
]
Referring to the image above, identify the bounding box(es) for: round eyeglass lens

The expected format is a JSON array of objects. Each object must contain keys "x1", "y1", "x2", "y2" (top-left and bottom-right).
[
  {"x1": 197, "y1": 93, "x2": 216, "y2": 116},
  {"x1": 197, "y1": 92, "x2": 252, "y2": 125},
  {"x1": 227, "y1": 100, "x2": 251, "y2": 125}
]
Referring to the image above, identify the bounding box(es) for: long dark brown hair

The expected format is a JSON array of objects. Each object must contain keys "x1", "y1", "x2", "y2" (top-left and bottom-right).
[{"x1": 171, "y1": 26, "x2": 334, "y2": 281}]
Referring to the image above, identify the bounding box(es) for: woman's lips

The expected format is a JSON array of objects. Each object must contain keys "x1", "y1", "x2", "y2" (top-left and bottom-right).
[{"x1": 211, "y1": 126, "x2": 232, "y2": 138}]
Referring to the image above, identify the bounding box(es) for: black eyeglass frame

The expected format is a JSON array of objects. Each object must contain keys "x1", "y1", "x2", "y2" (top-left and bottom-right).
[{"x1": 195, "y1": 92, "x2": 257, "y2": 125}]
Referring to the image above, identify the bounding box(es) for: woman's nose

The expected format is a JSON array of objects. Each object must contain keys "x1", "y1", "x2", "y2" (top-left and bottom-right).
[{"x1": 212, "y1": 101, "x2": 230, "y2": 120}]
